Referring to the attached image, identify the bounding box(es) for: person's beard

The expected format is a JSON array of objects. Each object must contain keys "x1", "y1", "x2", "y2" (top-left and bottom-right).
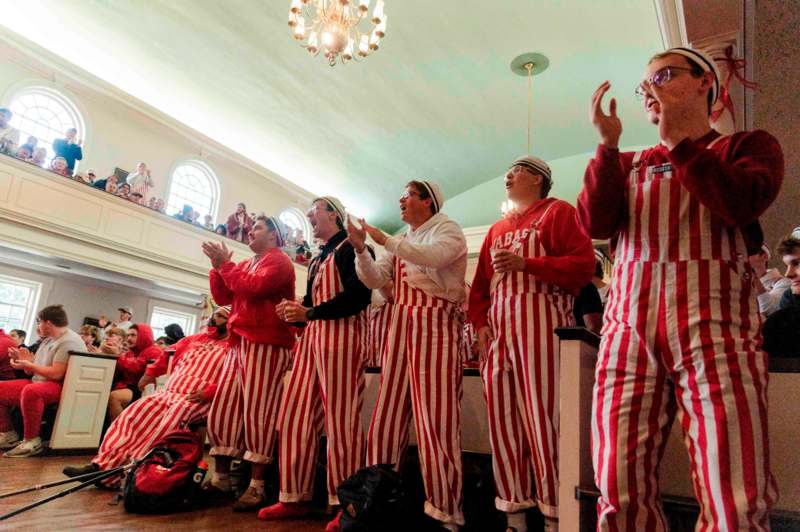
[{"x1": 207, "y1": 319, "x2": 227, "y2": 338}]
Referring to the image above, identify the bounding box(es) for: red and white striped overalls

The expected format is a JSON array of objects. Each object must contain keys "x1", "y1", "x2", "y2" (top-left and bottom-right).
[
  {"x1": 95, "y1": 337, "x2": 228, "y2": 471},
  {"x1": 482, "y1": 206, "x2": 574, "y2": 518},
  {"x1": 277, "y1": 242, "x2": 366, "y2": 505},
  {"x1": 591, "y1": 138, "x2": 777, "y2": 531},
  {"x1": 365, "y1": 302, "x2": 393, "y2": 367},
  {"x1": 367, "y1": 257, "x2": 465, "y2": 525}
]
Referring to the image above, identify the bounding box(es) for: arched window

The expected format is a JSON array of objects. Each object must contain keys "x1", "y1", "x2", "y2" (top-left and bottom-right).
[
  {"x1": 7, "y1": 86, "x2": 85, "y2": 168},
  {"x1": 166, "y1": 161, "x2": 219, "y2": 222},
  {"x1": 279, "y1": 207, "x2": 312, "y2": 244}
]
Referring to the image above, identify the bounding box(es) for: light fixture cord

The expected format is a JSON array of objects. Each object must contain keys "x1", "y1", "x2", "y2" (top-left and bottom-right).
[{"x1": 526, "y1": 62, "x2": 533, "y2": 154}]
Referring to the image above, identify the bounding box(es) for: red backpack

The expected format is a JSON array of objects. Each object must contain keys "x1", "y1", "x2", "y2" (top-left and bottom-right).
[{"x1": 123, "y1": 429, "x2": 207, "y2": 514}]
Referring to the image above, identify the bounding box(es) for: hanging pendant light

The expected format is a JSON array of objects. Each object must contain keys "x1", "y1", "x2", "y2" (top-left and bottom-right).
[{"x1": 509, "y1": 52, "x2": 549, "y2": 154}]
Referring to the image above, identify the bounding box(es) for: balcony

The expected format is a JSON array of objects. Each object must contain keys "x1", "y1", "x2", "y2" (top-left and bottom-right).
[{"x1": 0, "y1": 154, "x2": 307, "y2": 296}]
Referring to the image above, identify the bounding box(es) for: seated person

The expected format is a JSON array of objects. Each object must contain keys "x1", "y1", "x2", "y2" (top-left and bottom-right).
[
  {"x1": 204, "y1": 214, "x2": 214, "y2": 230},
  {"x1": 92, "y1": 174, "x2": 117, "y2": 191},
  {"x1": 750, "y1": 243, "x2": 792, "y2": 316},
  {"x1": 0, "y1": 305, "x2": 84, "y2": 457},
  {"x1": 174, "y1": 204, "x2": 194, "y2": 222},
  {"x1": 153, "y1": 198, "x2": 166, "y2": 213},
  {"x1": 78, "y1": 325, "x2": 101, "y2": 351},
  {"x1": 29, "y1": 147, "x2": 46, "y2": 167},
  {"x1": 214, "y1": 224, "x2": 227, "y2": 237},
  {"x1": 15, "y1": 144, "x2": 32, "y2": 161},
  {"x1": 129, "y1": 191, "x2": 144, "y2": 204},
  {"x1": 63, "y1": 307, "x2": 231, "y2": 483},
  {"x1": 19, "y1": 135, "x2": 37, "y2": 154},
  {"x1": 99, "y1": 307, "x2": 134, "y2": 336},
  {"x1": 0, "y1": 329, "x2": 16, "y2": 381},
  {"x1": 155, "y1": 336, "x2": 171, "y2": 349},
  {"x1": 9, "y1": 329, "x2": 27, "y2": 350},
  {"x1": 164, "y1": 323, "x2": 185, "y2": 345},
  {"x1": 50, "y1": 156, "x2": 70, "y2": 177},
  {"x1": 573, "y1": 279, "x2": 604, "y2": 333},
  {"x1": 107, "y1": 324, "x2": 160, "y2": 421},
  {"x1": 88, "y1": 327, "x2": 126, "y2": 355},
  {"x1": 778, "y1": 235, "x2": 800, "y2": 310}
]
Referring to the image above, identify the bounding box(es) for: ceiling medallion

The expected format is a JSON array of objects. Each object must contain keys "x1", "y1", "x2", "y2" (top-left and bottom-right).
[{"x1": 288, "y1": 0, "x2": 387, "y2": 66}]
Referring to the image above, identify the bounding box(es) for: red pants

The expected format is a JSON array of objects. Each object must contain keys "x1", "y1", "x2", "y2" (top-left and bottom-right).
[
  {"x1": 278, "y1": 318, "x2": 365, "y2": 505},
  {"x1": 367, "y1": 304, "x2": 464, "y2": 525},
  {"x1": 0, "y1": 379, "x2": 62, "y2": 439},
  {"x1": 207, "y1": 338, "x2": 289, "y2": 464}
]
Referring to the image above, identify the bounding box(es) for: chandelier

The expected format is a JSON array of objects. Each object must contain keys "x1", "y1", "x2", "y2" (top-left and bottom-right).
[{"x1": 288, "y1": 0, "x2": 387, "y2": 66}]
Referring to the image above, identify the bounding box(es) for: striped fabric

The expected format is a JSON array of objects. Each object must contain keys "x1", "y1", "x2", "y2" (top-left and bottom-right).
[
  {"x1": 482, "y1": 209, "x2": 574, "y2": 518},
  {"x1": 277, "y1": 243, "x2": 366, "y2": 505},
  {"x1": 591, "y1": 137, "x2": 777, "y2": 531},
  {"x1": 366, "y1": 257, "x2": 465, "y2": 526},
  {"x1": 365, "y1": 302, "x2": 393, "y2": 367},
  {"x1": 207, "y1": 338, "x2": 290, "y2": 464}
]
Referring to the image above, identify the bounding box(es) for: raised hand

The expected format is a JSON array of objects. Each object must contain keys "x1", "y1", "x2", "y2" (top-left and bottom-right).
[
  {"x1": 360, "y1": 219, "x2": 387, "y2": 246},
  {"x1": 346, "y1": 216, "x2": 367, "y2": 253},
  {"x1": 590, "y1": 81, "x2": 622, "y2": 149}
]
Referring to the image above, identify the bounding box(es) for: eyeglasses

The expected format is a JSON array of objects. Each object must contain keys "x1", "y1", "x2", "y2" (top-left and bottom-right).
[
  {"x1": 635, "y1": 66, "x2": 696, "y2": 99},
  {"x1": 400, "y1": 190, "x2": 421, "y2": 200}
]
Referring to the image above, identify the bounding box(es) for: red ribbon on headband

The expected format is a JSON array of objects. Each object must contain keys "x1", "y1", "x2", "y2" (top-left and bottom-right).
[{"x1": 711, "y1": 46, "x2": 758, "y2": 124}]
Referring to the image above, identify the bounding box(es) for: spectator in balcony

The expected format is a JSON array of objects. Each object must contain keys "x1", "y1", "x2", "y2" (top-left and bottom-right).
[
  {"x1": 191, "y1": 211, "x2": 202, "y2": 226},
  {"x1": 50, "y1": 156, "x2": 70, "y2": 177},
  {"x1": 107, "y1": 323, "x2": 160, "y2": 421},
  {"x1": 116, "y1": 182, "x2": 131, "y2": 200},
  {"x1": 52, "y1": 128, "x2": 83, "y2": 175},
  {"x1": 15, "y1": 144, "x2": 32, "y2": 162},
  {"x1": 126, "y1": 162, "x2": 154, "y2": 200},
  {"x1": 154, "y1": 198, "x2": 166, "y2": 213},
  {"x1": 214, "y1": 224, "x2": 227, "y2": 237},
  {"x1": 0, "y1": 329, "x2": 16, "y2": 381},
  {"x1": 99, "y1": 307, "x2": 134, "y2": 337},
  {"x1": 204, "y1": 214, "x2": 214, "y2": 230},
  {"x1": 9, "y1": 330, "x2": 27, "y2": 351},
  {"x1": 78, "y1": 325, "x2": 101, "y2": 351},
  {"x1": 226, "y1": 203, "x2": 252, "y2": 244},
  {"x1": 84, "y1": 169, "x2": 97, "y2": 184},
  {"x1": 0, "y1": 305, "x2": 84, "y2": 457},
  {"x1": 129, "y1": 191, "x2": 144, "y2": 205},
  {"x1": 88, "y1": 327, "x2": 126, "y2": 356},
  {"x1": 0, "y1": 108, "x2": 19, "y2": 155},
  {"x1": 19, "y1": 135, "x2": 37, "y2": 155},
  {"x1": 29, "y1": 147, "x2": 46, "y2": 168},
  {"x1": 174, "y1": 204, "x2": 194, "y2": 223},
  {"x1": 93, "y1": 174, "x2": 117, "y2": 191},
  {"x1": 147, "y1": 197, "x2": 157, "y2": 209}
]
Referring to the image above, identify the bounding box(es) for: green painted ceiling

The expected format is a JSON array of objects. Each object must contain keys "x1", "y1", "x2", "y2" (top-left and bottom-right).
[{"x1": 1, "y1": 0, "x2": 663, "y2": 231}]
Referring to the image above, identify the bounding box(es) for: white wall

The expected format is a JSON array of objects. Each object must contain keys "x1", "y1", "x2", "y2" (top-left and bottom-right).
[
  {"x1": 0, "y1": 39, "x2": 315, "y2": 226},
  {"x1": 0, "y1": 262, "x2": 201, "y2": 342}
]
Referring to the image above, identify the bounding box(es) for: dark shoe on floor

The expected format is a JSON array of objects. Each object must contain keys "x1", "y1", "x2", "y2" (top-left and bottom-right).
[
  {"x1": 232, "y1": 486, "x2": 264, "y2": 512},
  {"x1": 63, "y1": 462, "x2": 100, "y2": 478}
]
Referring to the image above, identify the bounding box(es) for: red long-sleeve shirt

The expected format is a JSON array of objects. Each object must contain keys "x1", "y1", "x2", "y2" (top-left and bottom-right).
[
  {"x1": 114, "y1": 323, "x2": 160, "y2": 390},
  {"x1": 209, "y1": 247, "x2": 296, "y2": 348},
  {"x1": 576, "y1": 130, "x2": 784, "y2": 253},
  {"x1": 468, "y1": 198, "x2": 596, "y2": 331}
]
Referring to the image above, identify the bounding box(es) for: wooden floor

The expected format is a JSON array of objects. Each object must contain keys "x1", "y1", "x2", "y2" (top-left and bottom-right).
[{"x1": 0, "y1": 453, "x2": 327, "y2": 531}]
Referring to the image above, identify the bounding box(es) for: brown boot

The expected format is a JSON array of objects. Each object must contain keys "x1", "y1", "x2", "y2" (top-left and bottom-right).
[{"x1": 232, "y1": 486, "x2": 265, "y2": 512}]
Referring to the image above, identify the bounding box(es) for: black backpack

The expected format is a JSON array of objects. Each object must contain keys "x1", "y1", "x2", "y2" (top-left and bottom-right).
[
  {"x1": 123, "y1": 429, "x2": 207, "y2": 514},
  {"x1": 337, "y1": 464, "x2": 406, "y2": 531}
]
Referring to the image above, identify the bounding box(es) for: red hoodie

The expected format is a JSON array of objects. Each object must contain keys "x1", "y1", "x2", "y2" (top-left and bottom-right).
[
  {"x1": 0, "y1": 329, "x2": 15, "y2": 380},
  {"x1": 113, "y1": 323, "x2": 161, "y2": 390}
]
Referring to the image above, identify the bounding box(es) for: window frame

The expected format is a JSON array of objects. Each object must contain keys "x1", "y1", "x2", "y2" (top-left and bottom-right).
[
  {"x1": 4, "y1": 85, "x2": 87, "y2": 170},
  {"x1": 0, "y1": 273, "x2": 44, "y2": 337},
  {"x1": 165, "y1": 159, "x2": 220, "y2": 223},
  {"x1": 279, "y1": 207, "x2": 313, "y2": 244},
  {"x1": 148, "y1": 305, "x2": 197, "y2": 341}
]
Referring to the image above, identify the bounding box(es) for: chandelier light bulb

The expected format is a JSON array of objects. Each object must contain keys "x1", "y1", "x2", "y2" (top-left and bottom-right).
[
  {"x1": 293, "y1": 16, "x2": 306, "y2": 38},
  {"x1": 288, "y1": 11, "x2": 297, "y2": 27},
  {"x1": 368, "y1": 30, "x2": 380, "y2": 50},
  {"x1": 308, "y1": 30, "x2": 319, "y2": 53},
  {"x1": 358, "y1": 34, "x2": 370, "y2": 56},
  {"x1": 375, "y1": 13, "x2": 387, "y2": 37},
  {"x1": 343, "y1": 37, "x2": 354, "y2": 60},
  {"x1": 372, "y1": 0, "x2": 384, "y2": 24},
  {"x1": 290, "y1": 0, "x2": 303, "y2": 13},
  {"x1": 358, "y1": 0, "x2": 369, "y2": 12}
]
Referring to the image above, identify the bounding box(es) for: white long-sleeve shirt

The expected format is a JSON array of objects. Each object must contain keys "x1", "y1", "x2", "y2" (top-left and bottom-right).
[
  {"x1": 355, "y1": 212, "x2": 467, "y2": 303},
  {"x1": 757, "y1": 270, "x2": 791, "y2": 317}
]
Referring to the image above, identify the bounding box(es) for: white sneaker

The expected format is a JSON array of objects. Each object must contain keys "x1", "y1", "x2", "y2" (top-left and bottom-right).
[
  {"x1": 0, "y1": 430, "x2": 20, "y2": 449},
  {"x1": 4, "y1": 437, "x2": 43, "y2": 457}
]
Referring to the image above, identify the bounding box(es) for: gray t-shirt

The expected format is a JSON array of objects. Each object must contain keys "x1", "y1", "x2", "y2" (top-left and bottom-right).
[{"x1": 32, "y1": 329, "x2": 84, "y2": 382}]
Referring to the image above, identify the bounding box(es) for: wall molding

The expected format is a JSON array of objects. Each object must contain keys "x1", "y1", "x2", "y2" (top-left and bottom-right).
[{"x1": 654, "y1": 0, "x2": 688, "y2": 48}]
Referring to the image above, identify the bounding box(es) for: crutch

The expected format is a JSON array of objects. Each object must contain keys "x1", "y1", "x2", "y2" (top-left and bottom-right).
[{"x1": 0, "y1": 467, "x2": 116, "y2": 499}]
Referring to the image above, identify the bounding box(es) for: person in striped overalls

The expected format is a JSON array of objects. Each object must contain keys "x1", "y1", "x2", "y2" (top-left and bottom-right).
[
  {"x1": 347, "y1": 180, "x2": 468, "y2": 531},
  {"x1": 61, "y1": 306, "x2": 231, "y2": 483},
  {"x1": 260, "y1": 197, "x2": 372, "y2": 531},
  {"x1": 578, "y1": 47, "x2": 783, "y2": 531},
  {"x1": 469, "y1": 156, "x2": 595, "y2": 532}
]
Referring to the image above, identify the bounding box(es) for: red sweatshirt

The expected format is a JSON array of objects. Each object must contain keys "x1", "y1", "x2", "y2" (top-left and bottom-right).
[
  {"x1": 209, "y1": 247, "x2": 296, "y2": 349},
  {"x1": 576, "y1": 130, "x2": 784, "y2": 254},
  {"x1": 113, "y1": 323, "x2": 160, "y2": 390},
  {"x1": 468, "y1": 198, "x2": 596, "y2": 331},
  {"x1": 0, "y1": 329, "x2": 16, "y2": 380}
]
